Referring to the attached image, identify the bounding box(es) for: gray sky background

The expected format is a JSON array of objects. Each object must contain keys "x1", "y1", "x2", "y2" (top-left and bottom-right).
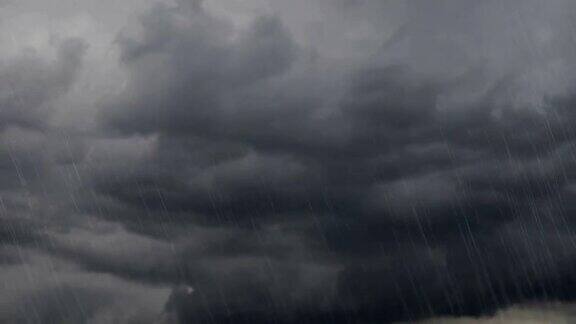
[{"x1": 2, "y1": 0, "x2": 576, "y2": 323}]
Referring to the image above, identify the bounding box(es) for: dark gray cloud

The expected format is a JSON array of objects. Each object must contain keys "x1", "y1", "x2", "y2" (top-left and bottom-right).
[
  {"x1": 0, "y1": 38, "x2": 85, "y2": 131},
  {"x1": 2, "y1": 0, "x2": 576, "y2": 323}
]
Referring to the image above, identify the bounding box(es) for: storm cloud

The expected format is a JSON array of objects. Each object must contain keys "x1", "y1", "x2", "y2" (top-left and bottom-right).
[{"x1": 2, "y1": 0, "x2": 576, "y2": 323}]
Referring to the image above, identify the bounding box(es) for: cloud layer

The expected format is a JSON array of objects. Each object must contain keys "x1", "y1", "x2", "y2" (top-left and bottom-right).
[{"x1": 3, "y1": 0, "x2": 576, "y2": 322}]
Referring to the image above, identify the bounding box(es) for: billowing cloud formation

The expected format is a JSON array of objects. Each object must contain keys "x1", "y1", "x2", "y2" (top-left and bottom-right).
[{"x1": 3, "y1": 0, "x2": 576, "y2": 323}]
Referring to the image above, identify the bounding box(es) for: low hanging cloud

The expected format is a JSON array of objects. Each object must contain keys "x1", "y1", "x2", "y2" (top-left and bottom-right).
[
  {"x1": 407, "y1": 303, "x2": 576, "y2": 323},
  {"x1": 2, "y1": 0, "x2": 576, "y2": 323}
]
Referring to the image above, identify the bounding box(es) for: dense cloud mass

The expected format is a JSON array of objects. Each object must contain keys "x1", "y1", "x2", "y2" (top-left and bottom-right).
[{"x1": 3, "y1": 0, "x2": 576, "y2": 322}]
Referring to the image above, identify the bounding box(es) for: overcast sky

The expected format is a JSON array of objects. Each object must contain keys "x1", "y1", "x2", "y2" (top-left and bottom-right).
[{"x1": 2, "y1": 0, "x2": 576, "y2": 323}]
